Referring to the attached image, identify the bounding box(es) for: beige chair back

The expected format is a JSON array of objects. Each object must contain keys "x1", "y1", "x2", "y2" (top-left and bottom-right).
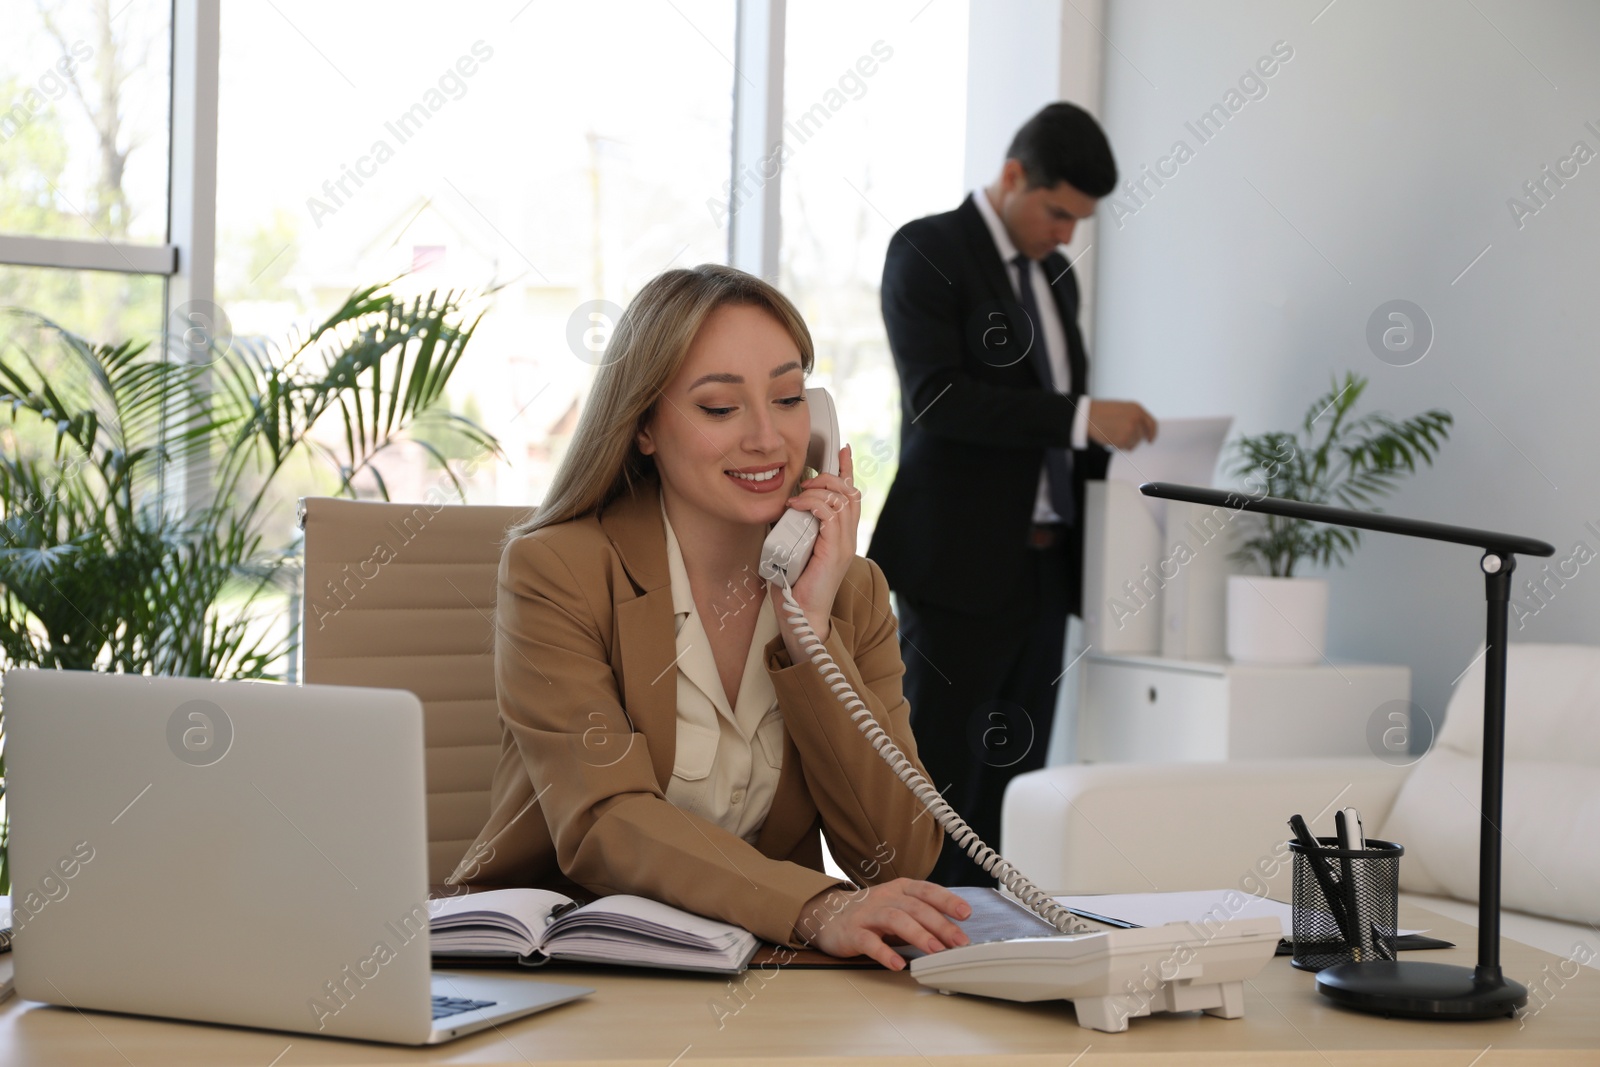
[{"x1": 298, "y1": 496, "x2": 529, "y2": 882}]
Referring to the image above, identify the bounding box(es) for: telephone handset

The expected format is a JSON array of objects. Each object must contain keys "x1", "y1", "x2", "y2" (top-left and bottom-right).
[
  {"x1": 758, "y1": 388, "x2": 840, "y2": 585},
  {"x1": 766, "y1": 387, "x2": 1278, "y2": 1032}
]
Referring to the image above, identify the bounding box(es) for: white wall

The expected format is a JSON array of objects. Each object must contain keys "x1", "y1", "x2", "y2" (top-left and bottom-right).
[
  {"x1": 964, "y1": 0, "x2": 1068, "y2": 190},
  {"x1": 1093, "y1": 0, "x2": 1600, "y2": 726}
]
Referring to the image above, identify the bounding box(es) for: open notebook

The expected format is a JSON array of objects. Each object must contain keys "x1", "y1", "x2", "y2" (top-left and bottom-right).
[{"x1": 429, "y1": 889, "x2": 759, "y2": 974}]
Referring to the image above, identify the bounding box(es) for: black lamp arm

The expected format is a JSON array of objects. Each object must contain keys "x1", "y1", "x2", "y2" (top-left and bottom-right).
[{"x1": 1137, "y1": 482, "x2": 1554, "y2": 559}]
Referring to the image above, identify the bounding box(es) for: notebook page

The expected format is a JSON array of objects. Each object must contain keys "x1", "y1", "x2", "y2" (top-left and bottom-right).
[{"x1": 429, "y1": 887, "x2": 573, "y2": 952}]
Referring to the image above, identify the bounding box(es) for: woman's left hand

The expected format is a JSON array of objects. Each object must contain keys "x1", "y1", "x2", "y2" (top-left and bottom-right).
[{"x1": 769, "y1": 443, "x2": 860, "y2": 649}]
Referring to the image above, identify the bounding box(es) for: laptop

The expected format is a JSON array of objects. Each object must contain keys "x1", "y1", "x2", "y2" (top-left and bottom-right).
[{"x1": 4, "y1": 669, "x2": 591, "y2": 1044}]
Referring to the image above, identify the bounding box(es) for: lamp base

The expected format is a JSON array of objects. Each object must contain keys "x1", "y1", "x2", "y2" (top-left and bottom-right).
[{"x1": 1316, "y1": 961, "x2": 1526, "y2": 1020}]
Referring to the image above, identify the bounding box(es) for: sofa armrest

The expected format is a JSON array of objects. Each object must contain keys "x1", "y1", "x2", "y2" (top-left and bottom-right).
[{"x1": 1001, "y1": 759, "x2": 1410, "y2": 899}]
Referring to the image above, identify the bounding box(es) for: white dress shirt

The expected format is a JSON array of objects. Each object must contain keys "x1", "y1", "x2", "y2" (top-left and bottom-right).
[
  {"x1": 659, "y1": 497, "x2": 785, "y2": 844},
  {"x1": 970, "y1": 188, "x2": 1092, "y2": 524}
]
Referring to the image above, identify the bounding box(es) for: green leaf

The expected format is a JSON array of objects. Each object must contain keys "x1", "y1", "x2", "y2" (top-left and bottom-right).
[{"x1": 1227, "y1": 372, "x2": 1452, "y2": 576}]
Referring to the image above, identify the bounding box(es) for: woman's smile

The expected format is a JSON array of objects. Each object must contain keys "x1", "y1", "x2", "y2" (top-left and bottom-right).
[{"x1": 725, "y1": 462, "x2": 787, "y2": 493}]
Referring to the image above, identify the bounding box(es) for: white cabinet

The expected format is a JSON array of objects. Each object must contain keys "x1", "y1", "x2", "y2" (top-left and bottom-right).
[{"x1": 1076, "y1": 653, "x2": 1411, "y2": 762}]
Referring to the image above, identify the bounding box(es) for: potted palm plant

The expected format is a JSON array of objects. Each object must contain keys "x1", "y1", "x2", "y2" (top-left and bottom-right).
[
  {"x1": 1225, "y1": 372, "x2": 1452, "y2": 664},
  {"x1": 0, "y1": 282, "x2": 500, "y2": 891}
]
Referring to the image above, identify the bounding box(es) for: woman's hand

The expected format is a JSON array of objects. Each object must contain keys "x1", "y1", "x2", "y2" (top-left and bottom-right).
[
  {"x1": 769, "y1": 443, "x2": 861, "y2": 652},
  {"x1": 796, "y1": 878, "x2": 972, "y2": 971}
]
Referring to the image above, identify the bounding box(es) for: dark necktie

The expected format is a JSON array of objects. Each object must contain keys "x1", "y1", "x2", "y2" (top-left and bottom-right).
[{"x1": 1014, "y1": 253, "x2": 1076, "y2": 526}]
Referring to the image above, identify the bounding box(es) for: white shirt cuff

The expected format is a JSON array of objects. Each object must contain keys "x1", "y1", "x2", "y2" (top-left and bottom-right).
[{"x1": 1070, "y1": 397, "x2": 1091, "y2": 451}]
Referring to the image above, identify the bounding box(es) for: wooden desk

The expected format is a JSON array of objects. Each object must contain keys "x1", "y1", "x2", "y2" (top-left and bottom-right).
[{"x1": 1, "y1": 904, "x2": 1595, "y2": 1065}]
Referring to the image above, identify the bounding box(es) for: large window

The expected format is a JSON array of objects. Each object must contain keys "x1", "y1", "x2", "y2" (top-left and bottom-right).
[
  {"x1": 0, "y1": 0, "x2": 973, "y2": 656},
  {"x1": 0, "y1": 0, "x2": 174, "y2": 343},
  {"x1": 0, "y1": 0, "x2": 172, "y2": 245},
  {"x1": 0, "y1": 0, "x2": 178, "y2": 520},
  {"x1": 780, "y1": 0, "x2": 968, "y2": 539},
  {"x1": 215, "y1": 0, "x2": 736, "y2": 520}
]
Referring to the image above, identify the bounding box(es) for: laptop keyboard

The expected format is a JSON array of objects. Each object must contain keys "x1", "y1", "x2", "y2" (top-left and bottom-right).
[{"x1": 432, "y1": 995, "x2": 497, "y2": 1020}]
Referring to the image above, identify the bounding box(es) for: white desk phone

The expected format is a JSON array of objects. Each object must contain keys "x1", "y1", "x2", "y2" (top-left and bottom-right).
[{"x1": 758, "y1": 389, "x2": 1279, "y2": 1034}]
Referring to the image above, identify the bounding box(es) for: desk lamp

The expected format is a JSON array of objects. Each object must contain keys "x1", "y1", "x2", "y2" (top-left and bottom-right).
[{"x1": 1139, "y1": 481, "x2": 1552, "y2": 1020}]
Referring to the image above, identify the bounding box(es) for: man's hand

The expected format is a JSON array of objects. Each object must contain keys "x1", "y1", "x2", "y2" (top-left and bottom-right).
[
  {"x1": 1086, "y1": 399, "x2": 1158, "y2": 451},
  {"x1": 795, "y1": 878, "x2": 971, "y2": 971}
]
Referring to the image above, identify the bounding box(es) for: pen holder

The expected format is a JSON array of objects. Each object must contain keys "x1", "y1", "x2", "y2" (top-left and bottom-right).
[{"x1": 1288, "y1": 836, "x2": 1404, "y2": 972}]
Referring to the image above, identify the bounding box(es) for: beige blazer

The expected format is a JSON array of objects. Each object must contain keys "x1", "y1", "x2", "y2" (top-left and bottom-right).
[{"x1": 452, "y1": 479, "x2": 943, "y2": 945}]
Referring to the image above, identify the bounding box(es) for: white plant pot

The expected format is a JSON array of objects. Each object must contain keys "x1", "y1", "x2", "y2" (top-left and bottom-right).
[{"x1": 1226, "y1": 575, "x2": 1329, "y2": 665}]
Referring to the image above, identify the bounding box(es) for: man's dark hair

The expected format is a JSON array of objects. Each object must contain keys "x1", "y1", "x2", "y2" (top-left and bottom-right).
[{"x1": 1006, "y1": 102, "x2": 1118, "y2": 197}]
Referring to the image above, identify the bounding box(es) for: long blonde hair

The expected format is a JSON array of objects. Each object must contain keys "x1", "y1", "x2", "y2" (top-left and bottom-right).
[{"x1": 513, "y1": 264, "x2": 814, "y2": 537}]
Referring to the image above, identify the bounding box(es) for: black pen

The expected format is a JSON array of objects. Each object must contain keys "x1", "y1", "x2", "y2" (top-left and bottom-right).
[
  {"x1": 1289, "y1": 813, "x2": 1356, "y2": 954},
  {"x1": 1062, "y1": 907, "x2": 1139, "y2": 931},
  {"x1": 1334, "y1": 809, "x2": 1364, "y2": 962}
]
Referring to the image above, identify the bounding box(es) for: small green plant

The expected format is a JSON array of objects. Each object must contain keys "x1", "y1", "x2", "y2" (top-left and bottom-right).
[{"x1": 1229, "y1": 372, "x2": 1452, "y2": 578}]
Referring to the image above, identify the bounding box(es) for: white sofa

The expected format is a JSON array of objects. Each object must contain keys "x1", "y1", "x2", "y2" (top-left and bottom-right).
[{"x1": 1002, "y1": 643, "x2": 1600, "y2": 968}]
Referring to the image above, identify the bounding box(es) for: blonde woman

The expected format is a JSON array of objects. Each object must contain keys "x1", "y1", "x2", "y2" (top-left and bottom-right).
[{"x1": 452, "y1": 265, "x2": 970, "y2": 968}]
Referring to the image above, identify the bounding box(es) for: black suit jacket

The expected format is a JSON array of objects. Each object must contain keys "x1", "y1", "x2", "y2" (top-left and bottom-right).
[{"x1": 867, "y1": 195, "x2": 1110, "y2": 616}]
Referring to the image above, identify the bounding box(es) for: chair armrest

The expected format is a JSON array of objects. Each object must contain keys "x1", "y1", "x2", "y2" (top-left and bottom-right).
[{"x1": 1001, "y1": 759, "x2": 1410, "y2": 898}]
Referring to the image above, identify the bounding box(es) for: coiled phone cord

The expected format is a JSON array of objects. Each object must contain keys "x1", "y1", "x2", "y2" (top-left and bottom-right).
[{"x1": 775, "y1": 578, "x2": 1089, "y2": 937}]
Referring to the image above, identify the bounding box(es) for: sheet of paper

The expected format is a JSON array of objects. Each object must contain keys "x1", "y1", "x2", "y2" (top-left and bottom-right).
[
  {"x1": 1053, "y1": 889, "x2": 1425, "y2": 939},
  {"x1": 1106, "y1": 415, "x2": 1233, "y2": 528}
]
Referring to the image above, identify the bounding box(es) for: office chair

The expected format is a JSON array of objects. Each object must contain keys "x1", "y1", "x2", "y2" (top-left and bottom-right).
[{"x1": 298, "y1": 496, "x2": 529, "y2": 882}]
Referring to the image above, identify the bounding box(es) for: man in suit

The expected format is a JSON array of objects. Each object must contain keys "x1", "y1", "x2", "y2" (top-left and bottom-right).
[{"x1": 867, "y1": 102, "x2": 1158, "y2": 886}]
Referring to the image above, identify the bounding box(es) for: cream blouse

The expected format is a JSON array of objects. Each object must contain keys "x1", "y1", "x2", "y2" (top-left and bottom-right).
[{"x1": 659, "y1": 498, "x2": 786, "y2": 843}]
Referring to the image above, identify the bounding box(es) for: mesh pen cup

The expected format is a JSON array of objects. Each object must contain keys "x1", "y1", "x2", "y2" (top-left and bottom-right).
[{"x1": 1288, "y1": 836, "x2": 1404, "y2": 972}]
